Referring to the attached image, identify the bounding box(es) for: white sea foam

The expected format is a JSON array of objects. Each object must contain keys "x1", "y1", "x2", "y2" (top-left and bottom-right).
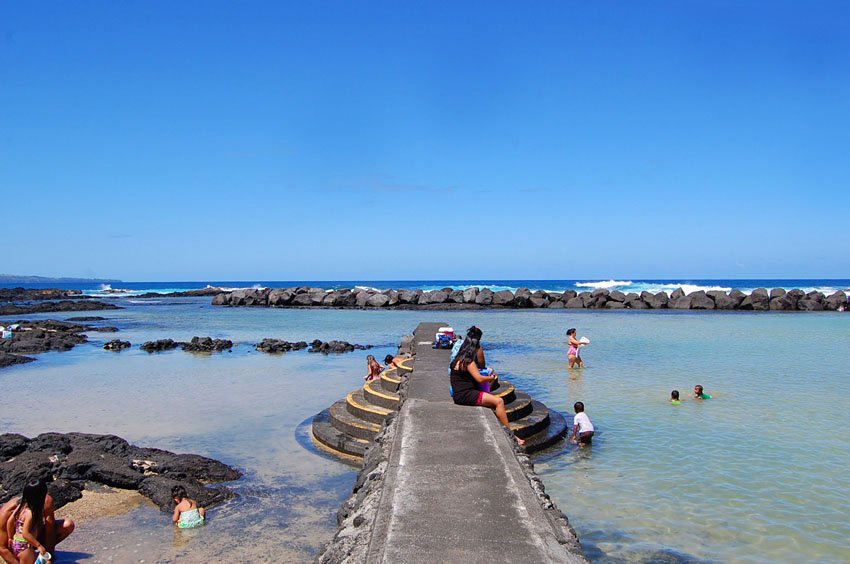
[
  {"x1": 635, "y1": 283, "x2": 733, "y2": 295},
  {"x1": 576, "y1": 280, "x2": 633, "y2": 290}
]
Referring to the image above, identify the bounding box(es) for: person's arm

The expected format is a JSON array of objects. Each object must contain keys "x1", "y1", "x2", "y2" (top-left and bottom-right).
[
  {"x1": 41, "y1": 495, "x2": 56, "y2": 552},
  {"x1": 172, "y1": 506, "x2": 181, "y2": 524},
  {"x1": 569, "y1": 336, "x2": 581, "y2": 347},
  {"x1": 476, "y1": 347, "x2": 486, "y2": 368},
  {"x1": 466, "y1": 361, "x2": 496, "y2": 384},
  {"x1": 19, "y1": 513, "x2": 46, "y2": 556},
  {"x1": 570, "y1": 420, "x2": 578, "y2": 442}
]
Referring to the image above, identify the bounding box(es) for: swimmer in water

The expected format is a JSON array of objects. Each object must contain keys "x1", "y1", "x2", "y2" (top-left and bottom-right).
[
  {"x1": 694, "y1": 385, "x2": 712, "y2": 400},
  {"x1": 671, "y1": 390, "x2": 681, "y2": 405}
]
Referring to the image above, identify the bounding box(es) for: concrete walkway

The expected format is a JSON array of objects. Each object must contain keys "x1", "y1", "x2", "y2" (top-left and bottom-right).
[{"x1": 366, "y1": 322, "x2": 586, "y2": 563}]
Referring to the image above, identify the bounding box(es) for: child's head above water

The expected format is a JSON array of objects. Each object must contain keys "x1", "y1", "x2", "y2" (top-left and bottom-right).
[
  {"x1": 384, "y1": 354, "x2": 394, "y2": 365},
  {"x1": 171, "y1": 485, "x2": 188, "y2": 502},
  {"x1": 671, "y1": 390, "x2": 680, "y2": 401},
  {"x1": 573, "y1": 401, "x2": 584, "y2": 413},
  {"x1": 694, "y1": 385, "x2": 704, "y2": 395}
]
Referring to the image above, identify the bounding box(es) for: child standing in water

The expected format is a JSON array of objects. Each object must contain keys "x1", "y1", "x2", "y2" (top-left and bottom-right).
[
  {"x1": 172, "y1": 486, "x2": 206, "y2": 529},
  {"x1": 570, "y1": 402, "x2": 595, "y2": 447},
  {"x1": 671, "y1": 390, "x2": 681, "y2": 405},
  {"x1": 694, "y1": 385, "x2": 712, "y2": 400}
]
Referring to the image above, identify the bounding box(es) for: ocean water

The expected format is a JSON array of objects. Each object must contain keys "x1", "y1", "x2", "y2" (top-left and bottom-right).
[{"x1": 1, "y1": 292, "x2": 849, "y2": 562}]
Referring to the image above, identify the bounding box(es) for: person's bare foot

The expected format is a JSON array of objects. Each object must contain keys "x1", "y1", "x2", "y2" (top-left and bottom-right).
[{"x1": 517, "y1": 437, "x2": 526, "y2": 446}]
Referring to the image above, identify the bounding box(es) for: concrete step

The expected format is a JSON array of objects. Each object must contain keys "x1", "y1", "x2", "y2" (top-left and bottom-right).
[
  {"x1": 394, "y1": 356, "x2": 415, "y2": 375},
  {"x1": 505, "y1": 391, "x2": 533, "y2": 422},
  {"x1": 311, "y1": 408, "x2": 370, "y2": 459},
  {"x1": 491, "y1": 380, "x2": 516, "y2": 404},
  {"x1": 329, "y1": 399, "x2": 381, "y2": 440},
  {"x1": 364, "y1": 377, "x2": 401, "y2": 409},
  {"x1": 380, "y1": 368, "x2": 403, "y2": 392},
  {"x1": 346, "y1": 389, "x2": 393, "y2": 424},
  {"x1": 510, "y1": 400, "x2": 551, "y2": 439},
  {"x1": 521, "y1": 407, "x2": 569, "y2": 454}
]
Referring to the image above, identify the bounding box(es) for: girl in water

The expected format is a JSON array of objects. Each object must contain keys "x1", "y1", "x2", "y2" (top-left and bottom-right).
[
  {"x1": 566, "y1": 328, "x2": 586, "y2": 369},
  {"x1": 172, "y1": 485, "x2": 206, "y2": 529},
  {"x1": 364, "y1": 355, "x2": 384, "y2": 381}
]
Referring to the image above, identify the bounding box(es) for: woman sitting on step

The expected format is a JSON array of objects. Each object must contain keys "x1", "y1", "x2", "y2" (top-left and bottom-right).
[{"x1": 449, "y1": 335, "x2": 525, "y2": 446}]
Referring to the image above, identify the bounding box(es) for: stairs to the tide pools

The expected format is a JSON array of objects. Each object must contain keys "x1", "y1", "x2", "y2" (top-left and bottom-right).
[{"x1": 311, "y1": 356, "x2": 569, "y2": 461}]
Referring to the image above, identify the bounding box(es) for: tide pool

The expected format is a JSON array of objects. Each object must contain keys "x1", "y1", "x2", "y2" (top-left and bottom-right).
[{"x1": 1, "y1": 299, "x2": 848, "y2": 562}]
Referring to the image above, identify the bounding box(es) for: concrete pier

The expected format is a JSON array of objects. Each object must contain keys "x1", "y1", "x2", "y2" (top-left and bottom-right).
[{"x1": 318, "y1": 322, "x2": 586, "y2": 563}]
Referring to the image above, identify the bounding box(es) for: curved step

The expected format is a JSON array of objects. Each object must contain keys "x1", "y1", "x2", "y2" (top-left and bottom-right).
[
  {"x1": 329, "y1": 399, "x2": 381, "y2": 440},
  {"x1": 504, "y1": 391, "x2": 533, "y2": 422},
  {"x1": 346, "y1": 389, "x2": 393, "y2": 424},
  {"x1": 491, "y1": 381, "x2": 516, "y2": 404},
  {"x1": 395, "y1": 356, "x2": 414, "y2": 375},
  {"x1": 380, "y1": 368, "x2": 403, "y2": 392},
  {"x1": 364, "y1": 378, "x2": 401, "y2": 409},
  {"x1": 311, "y1": 409, "x2": 370, "y2": 459},
  {"x1": 521, "y1": 407, "x2": 569, "y2": 454},
  {"x1": 510, "y1": 400, "x2": 551, "y2": 439}
]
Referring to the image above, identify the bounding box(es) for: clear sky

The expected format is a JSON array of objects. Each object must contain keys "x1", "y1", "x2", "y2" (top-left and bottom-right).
[{"x1": 2, "y1": 1, "x2": 848, "y2": 281}]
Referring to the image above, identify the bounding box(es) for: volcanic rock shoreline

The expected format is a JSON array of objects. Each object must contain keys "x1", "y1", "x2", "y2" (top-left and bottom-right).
[
  {"x1": 0, "y1": 432, "x2": 241, "y2": 512},
  {"x1": 213, "y1": 286, "x2": 849, "y2": 312}
]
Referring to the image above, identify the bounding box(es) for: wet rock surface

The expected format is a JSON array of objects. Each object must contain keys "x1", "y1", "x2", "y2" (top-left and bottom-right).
[
  {"x1": 0, "y1": 352, "x2": 36, "y2": 368},
  {"x1": 181, "y1": 336, "x2": 233, "y2": 352},
  {"x1": 140, "y1": 339, "x2": 181, "y2": 353},
  {"x1": 308, "y1": 339, "x2": 372, "y2": 354},
  {"x1": 103, "y1": 339, "x2": 131, "y2": 351},
  {"x1": 0, "y1": 432, "x2": 241, "y2": 512},
  {"x1": 0, "y1": 301, "x2": 122, "y2": 316},
  {"x1": 0, "y1": 320, "x2": 108, "y2": 368},
  {"x1": 256, "y1": 339, "x2": 309, "y2": 353}
]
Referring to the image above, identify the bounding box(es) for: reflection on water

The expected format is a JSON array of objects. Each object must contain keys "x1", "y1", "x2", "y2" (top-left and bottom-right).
[{"x1": 2, "y1": 303, "x2": 849, "y2": 562}]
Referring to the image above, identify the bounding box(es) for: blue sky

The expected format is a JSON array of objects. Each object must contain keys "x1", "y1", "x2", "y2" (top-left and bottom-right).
[{"x1": 2, "y1": 1, "x2": 848, "y2": 281}]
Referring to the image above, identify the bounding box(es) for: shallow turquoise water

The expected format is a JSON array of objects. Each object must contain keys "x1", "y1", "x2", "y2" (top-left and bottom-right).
[{"x1": 2, "y1": 301, "x2": 848, "y2": 562}]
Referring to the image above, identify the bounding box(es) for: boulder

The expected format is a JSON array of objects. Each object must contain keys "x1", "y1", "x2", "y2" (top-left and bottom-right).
[
  {"x1": 668, "y1": 296, "x2": 693, "y2": 309},
  {"x1": 256, "y1": 339, "x2": 308, "y2": 353},
  {"x1": 547, "y1": 300, "x2": 565, "y2": 309},
  {"x1": 386, "y1": 290, "x2": 400, "y2": 306},
  {"x1": 103, "y1": 339, "x2": 131, "y2": 351},
  {"x1": 182, "y1": 337, "x2": 233, "y2": 352},
  {"x1": 514, "y1": 288, "x2": 531, "y2": 308},
  {"x1": 140, "y1": 339, "x2": 180, "y2": 353},
  {"x1": 798, "y1": 298, "x2": 824, "y2": 311},
  {"x1": 605, "y1": 301, "x2": 625, "y2": 309},
  {"x1": 351, "y1": 291, "x2": 369, "y2": 307},
  {"x1": 770, "y1": 288, "x2": 787, "y2": 300},
  {"x1": 0, "y1": 353, "x2": 36, "y2": 368},
  {"x1": 688, "y1": 291, "x2": 715, "y2": 310},
  {"x1": 292, "y1": 293, "x2": 313, "y2": 306},
  {"x1": 309, "y1": 291, "x2": 327, "y2": 305},
  {"x1": 529, "y1": 296, "x2": 549, "y2": 308},
  {"x1": 561, "y1": 290, "x2": 577, "y2": 302},
  {"x1": 462, "y1": 287, "x2": 479, "y2": 304},
  {"x1": 608, "y1": 290, "x2": 626, "y2": 303},
  {"x1": 492, "y1": 290, "x2": 514, "y2": 306},
  {"x1": 565, "y1": 297, "x2": 585, "y2": 309},
  {"x1": 366, "y1": 294, "x2": 390, "y2": 308},
  {"x1": 740, "y1": 291, "x2": 770, "y2": 311},
  {"x1": 0, "y1": 433, "x2": 30, "y2": 459},
  {"x1": 421, "y1": 291, "x2": 448, "y2": 305},
  {"x1": 670, "y1": 288, "x2": 685, "y2": 300},
  {"x1": 268, "y1": 288, "x2": 293, "y2": 306},
  {"x1": 475, "y1": 289, "x2": 494, "y2": 306},
  {"x1": 769, "y1": 297, "x2": 794, "y2": 310},
  {"x1": 398, "y1": 290, "x2": 418, "y2": 304},
  {"x1": 824, "y1": 291, "x2": 847, "y2": 311},
  {"x1": 139, "y1": 475, "x2": 234, "y2": 513},
  {"x1": 308, "y1": 340, "x2": 371, "y2": 354},
  {"x1": 447, "y1": 290, "x2": 464, "y2": 304},
  {"x1": 211, "y1": 293, "x2": 228, "y2": 306}
]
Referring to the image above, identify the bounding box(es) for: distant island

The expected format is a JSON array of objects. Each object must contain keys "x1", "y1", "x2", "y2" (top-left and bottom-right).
[{"x1": 0, "y1": 274, "x2": 122, "y2": 284}]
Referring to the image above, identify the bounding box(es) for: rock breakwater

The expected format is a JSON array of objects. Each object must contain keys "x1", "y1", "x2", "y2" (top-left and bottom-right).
[{"x1": 213, "y1": 286, "x2": 849, "y2": 312}]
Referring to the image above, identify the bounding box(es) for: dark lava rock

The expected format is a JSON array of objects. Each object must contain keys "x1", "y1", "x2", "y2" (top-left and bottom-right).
[
  {"x1": 182, "y1": 337, "x2": 233, "y2": 352},
  {"x1": 0, "y1": 322, "x2": 88, "y2": 356},
  {"x1": 103, "y1": 339, "x2": 131, "y2": 351},
  {"x1": 256, "y1": 339, "x2": 309, "y2": 353},
  {"x1": 66, "y1": 316, "x2": 108, "y2": 321},
  {"x1": 0, "y1": 288, "x2": 84, "y2": 302},
  {"x1": 133, "y1": 287, "x2": 226, "y2": 299},
  {"x1": 0, "y1": 301, "x2": 122, "y2": 316},
  {"x1": 140, "y1": 339, "x2": 180, "y2": 353},
  {"x1": 0, "y1": 432, "x2": 241, "y2": 511},
  {"x1": 308, "y1": 340, "x2": 371, "y2": 354},
  {"x1": 0, "y1": 352, "x2": 36, "y2": 368}
]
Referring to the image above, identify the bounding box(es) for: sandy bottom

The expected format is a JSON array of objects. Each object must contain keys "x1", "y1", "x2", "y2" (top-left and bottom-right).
[{"x1": 59, "y1": 487, "x2": 154, "y2": 522}]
